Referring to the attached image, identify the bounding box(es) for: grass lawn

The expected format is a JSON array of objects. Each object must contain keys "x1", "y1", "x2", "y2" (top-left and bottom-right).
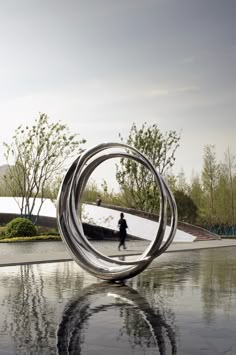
[{"x1": 0, "y1": 235, "x2": 61, "y2": 243}]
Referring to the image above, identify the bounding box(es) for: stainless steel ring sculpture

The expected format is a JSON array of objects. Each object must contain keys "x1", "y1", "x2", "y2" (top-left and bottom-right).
[{"x1": 57, "y1": 142, "x2": 178, "y2": 281}]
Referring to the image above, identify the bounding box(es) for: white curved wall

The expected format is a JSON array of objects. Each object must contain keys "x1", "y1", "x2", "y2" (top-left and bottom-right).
[
  {"x1": 0, "y1": 197, "x2": 196, "y2": 242},
  {"x1": 83, "y1": 204, "x2": 196, "y2": 243},
  {"x1": 0, "y1": 197, "x2": 56, "y2": 218}
]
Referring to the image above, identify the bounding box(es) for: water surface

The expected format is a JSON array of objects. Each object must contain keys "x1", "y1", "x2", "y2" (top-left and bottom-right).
[{"x1": 0, "y1": 247, "x2": 236, "y2": 354}]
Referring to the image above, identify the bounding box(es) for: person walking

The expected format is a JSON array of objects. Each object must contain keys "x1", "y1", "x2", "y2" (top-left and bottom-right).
[
  {"x1": 96, "y1": 195, "x2": 102, "y2": 206},
  {"x1": 118, "y1": 212, "x2": 128, "y2": 251}
]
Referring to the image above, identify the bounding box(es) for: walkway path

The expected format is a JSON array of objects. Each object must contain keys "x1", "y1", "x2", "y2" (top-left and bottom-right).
[{"x1": 1, "y1": 239, "x2": 236, "y2": 267}]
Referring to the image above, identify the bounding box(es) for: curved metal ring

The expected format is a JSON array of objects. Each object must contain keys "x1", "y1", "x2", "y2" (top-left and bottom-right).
[{"x1": 57, "y1": 142, "x2": 178, "y2": 281}]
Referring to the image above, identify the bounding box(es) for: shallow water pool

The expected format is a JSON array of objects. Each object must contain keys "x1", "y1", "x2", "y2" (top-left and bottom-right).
[{"x1": 0, "y1": 247, "x2": 236, "y2": 354}]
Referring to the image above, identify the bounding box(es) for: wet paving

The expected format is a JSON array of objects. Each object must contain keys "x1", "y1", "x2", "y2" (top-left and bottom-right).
[{"x1": 0, "y1": 247, "x2": 236, "y2": 354}]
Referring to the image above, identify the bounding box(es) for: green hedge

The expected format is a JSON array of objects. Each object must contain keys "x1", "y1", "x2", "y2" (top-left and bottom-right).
[{"x1": 6, "y1": 218, "x2": 38, "y2": 237}]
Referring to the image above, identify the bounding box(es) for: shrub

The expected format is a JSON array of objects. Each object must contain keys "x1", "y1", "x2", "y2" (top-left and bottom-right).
[
  {"x1": 0, "y1": 226, "x2": 6, "y2": 237},
  {"x1": 6, "y1": 218, "x2": 38, "y2": 237},
  {"x1": 37, "y1": 226, "x2": 59, "y2": 235}
]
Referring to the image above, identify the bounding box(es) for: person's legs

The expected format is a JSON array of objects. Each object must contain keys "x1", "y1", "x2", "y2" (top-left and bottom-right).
[
  {"x1": 118, "y1": 233, "x2": 125, "y2": 250},
  {"x1": 118, "y1": 235, "x2": 122, "y2": 250},
  {"x1": 123, "y1": 232, "x2": 127, "y2": 249}
]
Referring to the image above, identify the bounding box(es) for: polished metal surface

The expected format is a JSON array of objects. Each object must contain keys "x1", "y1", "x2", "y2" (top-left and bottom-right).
[{"x1": 57, "y1": 143, "x2": 178, "y2": 281}]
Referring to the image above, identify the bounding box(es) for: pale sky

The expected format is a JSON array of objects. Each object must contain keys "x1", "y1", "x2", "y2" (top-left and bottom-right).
[{"x1": 0, "y1": 0, "x2": 235, "y2": 183}]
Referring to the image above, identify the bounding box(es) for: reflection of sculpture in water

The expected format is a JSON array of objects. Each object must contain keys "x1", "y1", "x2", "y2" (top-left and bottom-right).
[{"x1": 57, "y1": 283, "x2": 177, "y2": 354}]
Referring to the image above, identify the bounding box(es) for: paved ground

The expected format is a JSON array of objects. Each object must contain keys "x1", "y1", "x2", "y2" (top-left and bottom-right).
[{"x1": 1, "y1": 239, "x2": 236, "y2": 267}]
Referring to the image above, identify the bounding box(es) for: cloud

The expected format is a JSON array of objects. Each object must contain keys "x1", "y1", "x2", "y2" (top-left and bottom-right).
[
  {"x1": 183, "y1": 56, "x2": 195, "y2": 63},
  {"x1": 140, "y1": 85, "x2": 200, "y2": 98}
]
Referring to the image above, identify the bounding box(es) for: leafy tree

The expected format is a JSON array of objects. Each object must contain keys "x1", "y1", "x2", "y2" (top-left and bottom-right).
[
  {"x1": 82, "y1": 180, "x2": 101, "y2": 203},
  {"x1": 174, "y1": 190, "x2": 198, "y2": 223},
  {"x1": 116, "y1": 122, "x2": 180, "y2": 213},
  {"x1": 189, "y1": 173, "x2": 203, "y2": 207},
  {"x1": 223, "y1": 148, "x2": 236, "y2": 227},
  {"x1": 188, "y1": 173, "x2": 205, "y2": 224},
  {"x1": 165, "y1": 171, "x2": 177, "y2": 192},
  {"x1": 201, "y1": 145, "x2": 219, "y2": 224},
  {"x1": 214, "y1": 166, "x2": 231, "y2": 225},
  {"x1": 3, "y1": 113, "x2": 86, "y2": 223},
  {"x1": 186, "y1": 145, "x2": 236, "y2": 231},
  {"x1": 176, "y1": 168, "x2": 188, "y2": 193},
  {"x1": 42, "y1": 176, "x2": 63, "y2": 200},
  {"x1": 0, "y1": 167, "x2": 12, "y2": 196}
]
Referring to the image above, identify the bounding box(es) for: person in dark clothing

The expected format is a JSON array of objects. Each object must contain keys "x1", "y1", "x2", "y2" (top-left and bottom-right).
[
  {"x1": 96, "y1": 195, "x2": 102, "y2": 206},
  {"x1": 118, "y1": 212, "x2": 128, "y2": 250}
]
